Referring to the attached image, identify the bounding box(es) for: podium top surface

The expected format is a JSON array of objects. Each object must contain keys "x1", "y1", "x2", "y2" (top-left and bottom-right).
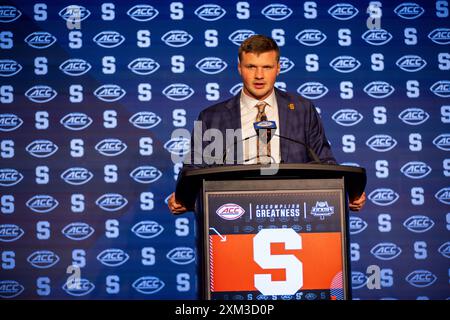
[{"x1": 175, "y1": 163, "x2": 366, "y2": 209}]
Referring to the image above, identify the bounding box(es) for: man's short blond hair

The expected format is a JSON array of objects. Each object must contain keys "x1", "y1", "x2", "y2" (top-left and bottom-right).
[{"x1": 238, "y1": 34, "x2": 280, "y2": 62}]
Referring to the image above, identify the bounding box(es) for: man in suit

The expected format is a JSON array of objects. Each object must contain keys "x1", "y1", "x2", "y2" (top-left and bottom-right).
[{"x1": 168, "y1": 34, "x2": 366, "y2": 213}]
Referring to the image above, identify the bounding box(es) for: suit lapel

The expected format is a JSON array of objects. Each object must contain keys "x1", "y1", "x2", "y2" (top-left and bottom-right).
[
  {"x1": 276, "y1": 89, "x2": 292, "y2": 163},
  {"x1": 225, "y1": 94, "x2": 242, "y2": 130},
  {"x1": 224, "y1": 94, "x2": 243, "y2": 163}
]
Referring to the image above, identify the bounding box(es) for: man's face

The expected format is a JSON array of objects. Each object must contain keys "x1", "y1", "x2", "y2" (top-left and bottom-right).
[{"x1": 238, "y1": 50, "x2": 280, "y2": 100}]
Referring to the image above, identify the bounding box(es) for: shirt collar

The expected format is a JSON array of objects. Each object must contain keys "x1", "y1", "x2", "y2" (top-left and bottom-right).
[{"x1": 240, "y1": 88, "x2": 276, "y2": 111}]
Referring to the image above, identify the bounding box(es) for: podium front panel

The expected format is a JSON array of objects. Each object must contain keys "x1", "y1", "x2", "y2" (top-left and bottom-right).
[{"x1": 202, "y1": 178, "x2": 348, "y2": 300}]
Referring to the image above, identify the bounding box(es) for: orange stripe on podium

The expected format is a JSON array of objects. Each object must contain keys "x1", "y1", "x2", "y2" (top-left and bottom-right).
[{"x1": 209, "y1": 232, "x2": 343, "y2": 292}]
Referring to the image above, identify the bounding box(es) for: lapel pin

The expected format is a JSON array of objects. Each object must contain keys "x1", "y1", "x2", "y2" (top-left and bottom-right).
[{"x1": 288, "y1": 103, "x2": 295, "y2": 110}]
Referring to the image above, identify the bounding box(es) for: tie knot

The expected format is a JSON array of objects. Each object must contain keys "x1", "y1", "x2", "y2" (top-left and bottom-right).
[{"x1": 256, "y1": 101, "x2": 267, "y2": 113}]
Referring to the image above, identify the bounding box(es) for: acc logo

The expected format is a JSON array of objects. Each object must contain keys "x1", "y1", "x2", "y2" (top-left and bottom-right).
[
  {"x1": 297, "y1": 82, "x2": 328, "y2": 99},
  {"x1": 60, "y1": 112, "x2": 92, "y2": 131},
  {"x1": 430, "y1": 80, "x2": 450, "y2": 97},
  {"x1": 129, "y1": 111, "x2": 161, "y2": 129},
  {"x1": 62, "y1": 279, "x2": 95, "y2": 296},
  {"x1": 230, "y1": 83, "x2": 243, "y2": 96},
  {"x1": 96, "y1": 193, "x2": 128, "y2": 212},
  {"x1": 255, "y1": 121, "x2": 276, "y2": 128},
  {"x1": 406, "y1": 270, "x2": 437, "y2": 288},
  {"x1": 27, "y1": 250, "x2": 60, "y2": 269},
  {"x1": 93, "y1": 31, "x2": 125, "y2": 48},
  {"x1": 0, "y1": 168, "x2": 23, "y2": 187},
  {"x1": 0, "y1": 113, "x2": 23, "y2": 132},
  {"x1": 26, "y1": 195, "x2": 59, "y2": 213},
  {"x1": 400, "y1": 161, "x2": 431, "y2": 179},
  {"x1": 130, "y1": 166, "x2": 162, "y2": 184},
  {"x1": 127, "y1": 4, "x2": 159, "y2": 21},
  {"x1": 62, "y1": 222, "x2": 94, "y2": 240},
  {"x1": 26, "y1": 139, "x2": 58, "y2": 158},
  {"x1": 132, "y1": 221, "x2": 164, "y2": 239},
  {"x1": 349, "y1": 216, "x2": 368, "y2": 235},
  {"x1": 94, "y1": 84, "x2": 126, "y2": 102},
  {"x1": 61, "y1": 167, "x2": 93, "y2": 185},
  {"x1": 196, "y1": 57, "x2": 227, "y2": 74},
  {"x1": 59, "y1": 5, "x2": 90, "y2": 21},
  {"x1": 25, "y1": 31, "x2": 57, "y2": 49},
  {"x1": 433, "y1": 134, "x2": 450, "y2": 151},
  {"x1": 304, "y1": 293, "x2": 317, "y2": 300},
  {"x1": 363, "y1": 81, "x2": 394, "y2": 98},
  {"x1": 216, "y1": 203, "x2": 245, "y2": 220},
  {"x1": 403, "y1": 215, "x2": 435, "y2": 233},
  {"x1": 0, "y1": 224, "x2": 24, "y2": 242},
  {"x1": 164, "y1": 137, "x2": 190, "y2": 155},
  {"x1": 295, "y1": 29, "x2": 327, "y2": 46},
  {"x1": 361, "y1": 29, "x2": 393, "y2": 45},
  {"x1": 166, "y1": 247, "x2": 195, "y2": 265},
  {"x1": 368, "y1": 188, "x2": 399, "y2": 206},
  {"x1": 261, "y1": 4, "x2": 293, "y2": 20},
  {"x1": 396, "y1": 55, "x2": 427, "y2": 72},
  {"x1": 0, "y1": 6, "x2": 21, "y2": 22},
  {"x1": 132, "y1": 276, "x2": 165, "y2": 295},
  {"x1": 329, "y1": 56, "x2": 361, "y2": 73},
  {"x1": 195, "y1": 4, "x2": 226, "y2": 21},
  {"x1": 310, "y1": 201, "x2": 334, "y2": 219},
  {"x1": 328, "y1": 3, "x2": 358, "y2": 20},
  {"x1": 0, "y1": 59, "x2": 22, "y2": 77},
  {"x1": 435, "y1": 187, "x2": 450, "y2": 205},
  {"x1": 95, "y1": 138, "x2": 127, "y2": 156},
  {"x1": 229, "y1": 29, "x2": 255, "y2": 46},
  {"x1": 97, "y1": 249, "x2": 130, "y2": 267},
  {"x1": 275, "y1": 82, "x2": 286, "y2": 92},
  {"x1": 428, "y1": 28, "x2": 450, "y2": 45},
  {"x1": 128, "y1": 58, "x2": 160, "y2": 75},
  {"x1": 25, "y1": 85, "x2": 57, "y2": 103},
  {"x1": 438, "y1": 242, "x2": 450, "y2": 258},
  {"x1": 394, "y1": 3, "x2": 424, "y2": 19},
  {"x1": 0, "y1": 281, "x2": 24, "y2": 299},
  {"x1": 332, "y1": 109, "x2": 363, "y2": 126},
  {"x1": 59, "y1": 58, "x2": 91, "y2": 76},
  {"x1": 398, "y1": 108, "x2": 429, "y2": 125},
  {"x1": 161, "y1": 30, "x2": 193, "y2": 47},
  {"x1": 351, "y1": 271, "x2": 367, "y2": 289},
  {"x1": 279, "y1": 57, "x2": 295, "y2": 73},
  {"x1": 163, "y1": 83, "x2": 194, "y2": 101},
  {"x1": 370, "y1": 242, "x2": 402, "y2": 260}
]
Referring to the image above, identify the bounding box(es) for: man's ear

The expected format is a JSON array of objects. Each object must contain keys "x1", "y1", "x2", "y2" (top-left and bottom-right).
[
  {"x1": 276, "y1": 62, "x2": 281, "y2": 76},
  {"x1": 237, "y1": 60, "x2": 242, "y2": 76}
]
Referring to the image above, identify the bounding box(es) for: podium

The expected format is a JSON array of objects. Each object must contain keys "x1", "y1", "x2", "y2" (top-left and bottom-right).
[{"x1": 175, "y1": 163, "x2": 366, "y2": 300}]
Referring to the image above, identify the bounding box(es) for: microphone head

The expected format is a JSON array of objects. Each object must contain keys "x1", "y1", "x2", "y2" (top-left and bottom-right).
[{"x1": 253, "y1": 120, "x2": 277, "y2": 131}]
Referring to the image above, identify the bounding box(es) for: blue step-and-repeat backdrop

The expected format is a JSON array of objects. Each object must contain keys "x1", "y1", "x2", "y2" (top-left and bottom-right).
[{"x1": 0, "y1": 0, "x2": 449, "y2": 300}]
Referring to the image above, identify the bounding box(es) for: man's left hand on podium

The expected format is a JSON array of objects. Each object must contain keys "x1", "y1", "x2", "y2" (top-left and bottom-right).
[{"x1": 168, "y1": 192, "x2": 189, "y2": 215}]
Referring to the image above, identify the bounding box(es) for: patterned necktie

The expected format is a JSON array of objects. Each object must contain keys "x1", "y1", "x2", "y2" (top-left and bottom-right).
[{"x1": 255, "y1": 101, "x2": 271, "y2": 163}]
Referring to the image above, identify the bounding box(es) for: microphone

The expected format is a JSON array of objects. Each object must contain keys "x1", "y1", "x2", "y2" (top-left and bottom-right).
[
  {"x1": 253, "y1": 120, "x2": 277, "y2": 143},
  {"x1": 253, "y1": 120, "x2": 322, "y2": 164}
]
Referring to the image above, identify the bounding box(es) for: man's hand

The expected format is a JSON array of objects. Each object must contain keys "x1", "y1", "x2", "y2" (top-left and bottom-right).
[
  {"x1": 349, "y1": 191, "x2": 366, "y2": 212},
  {"x1": 168, "y1": 192, "x2": 189, "y2": 214}
]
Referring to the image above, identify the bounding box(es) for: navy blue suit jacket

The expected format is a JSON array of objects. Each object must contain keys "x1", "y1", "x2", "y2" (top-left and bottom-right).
[{"x1": 185, "y1": 88, "x2": 336, "y2": 166}]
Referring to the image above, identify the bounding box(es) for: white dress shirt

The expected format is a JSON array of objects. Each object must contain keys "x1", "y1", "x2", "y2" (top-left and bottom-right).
[{"x1": 239, "y1": 89, "x2": 281, "y2": 164}]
